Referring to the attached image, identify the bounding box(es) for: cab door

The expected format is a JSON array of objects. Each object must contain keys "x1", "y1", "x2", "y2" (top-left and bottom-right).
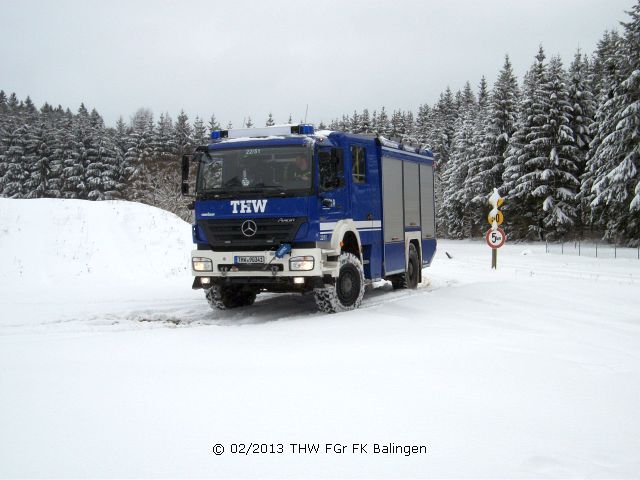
[
  {"x1": 350, "y1": 143, "x2": 381, "y2": 278},
  {"x1": 317, "y1": 147, "x2": 349, "y2": 232},
  {"x1": 349, "y1": 143, "x2": 374, "y2": 230}
]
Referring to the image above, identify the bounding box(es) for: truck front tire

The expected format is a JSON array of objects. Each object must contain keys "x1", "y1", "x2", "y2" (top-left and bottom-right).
[
  {"x1": 314, "y1": 252, "x2": 365, "y2": 313},
  {"x1": 205, "y1": 285, "x2": 257, "y2": 310}
]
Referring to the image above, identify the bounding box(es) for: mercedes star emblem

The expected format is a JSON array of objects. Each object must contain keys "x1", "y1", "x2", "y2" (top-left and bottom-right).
[{"x1": 241, "y1": 219, "x2": 258, "y2": 237}]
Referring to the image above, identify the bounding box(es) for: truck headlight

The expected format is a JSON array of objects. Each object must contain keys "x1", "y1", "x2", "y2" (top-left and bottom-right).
[
  {"x1": 192, "y1": 257, "x2": 213, "y2": 272},
  {"x1": 289, "y1": 256, "x2": 315, "y2": 271}
]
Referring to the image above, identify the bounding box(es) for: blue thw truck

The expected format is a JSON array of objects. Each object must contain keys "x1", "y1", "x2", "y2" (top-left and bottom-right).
[{"x1": 181, "y1": 124, "x2": 436, "y2": 313}]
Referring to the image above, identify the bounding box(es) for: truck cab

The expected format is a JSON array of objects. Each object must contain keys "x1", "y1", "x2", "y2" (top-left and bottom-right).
[{"x1": 182, "y1": 124, "x2": 436, "y2": 313}]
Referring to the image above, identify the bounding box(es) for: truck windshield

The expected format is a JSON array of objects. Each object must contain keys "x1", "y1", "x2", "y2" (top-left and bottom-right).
[{"x1": 197, "y1": 146, "x2": 312, "y2": 195}]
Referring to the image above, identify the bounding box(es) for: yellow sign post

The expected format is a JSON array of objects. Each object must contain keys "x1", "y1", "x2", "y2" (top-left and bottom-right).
[{"x1": 486, "y1": 189, "x2": 506, "y2": 269}]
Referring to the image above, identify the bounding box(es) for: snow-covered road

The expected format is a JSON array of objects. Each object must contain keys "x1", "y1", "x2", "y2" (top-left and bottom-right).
[{"x1": 1, "y1": 199, "x2": 639, "y2": 478}]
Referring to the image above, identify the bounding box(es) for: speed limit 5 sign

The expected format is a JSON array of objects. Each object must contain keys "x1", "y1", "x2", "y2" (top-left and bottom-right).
[{"x1": 485, "y1": 227, "x2": 506, "y2": 249}]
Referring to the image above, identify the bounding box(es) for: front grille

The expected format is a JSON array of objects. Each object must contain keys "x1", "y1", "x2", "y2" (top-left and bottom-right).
[{"x1": 198, "y1": 217, "x2": 306, "y2": 248}]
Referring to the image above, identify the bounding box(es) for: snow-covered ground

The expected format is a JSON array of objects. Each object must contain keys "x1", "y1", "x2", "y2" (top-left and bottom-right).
[{"x1": 1, "y1": 198, "x2": 639, "y2": 478}]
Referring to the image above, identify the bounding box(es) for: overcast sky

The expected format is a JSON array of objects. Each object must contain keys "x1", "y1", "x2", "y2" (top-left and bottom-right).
[{"x1": 0, "y1": 0, "x2": 634, "y2": 127}]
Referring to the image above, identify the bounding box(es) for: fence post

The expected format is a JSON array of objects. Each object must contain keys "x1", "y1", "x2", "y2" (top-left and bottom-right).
[
  {"x1": 596, "y1": 242, "x2": 598, "y2": 258},
  {"x1": 579, "y1": 241, "x2": 581, "y2": 256},
  {"x1": 546, "y1": 239, "x2": 548, "y2": 254},
  {"x1": 615, "y1": 244, "x2": 617, "y2": 259},
  {"x1": 562, "y1": 242, "x2": 564, "y2": 255}
]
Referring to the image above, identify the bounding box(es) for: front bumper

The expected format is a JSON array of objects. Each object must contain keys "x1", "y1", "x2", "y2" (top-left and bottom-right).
[{"x1": 191, "y1": 247, "x2": 339, "y2": 279}]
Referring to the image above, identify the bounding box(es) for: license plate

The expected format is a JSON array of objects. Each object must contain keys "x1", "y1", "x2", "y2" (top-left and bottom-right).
[{"x1": 234, "y1": 255, "x2": 265, "y2": 264}]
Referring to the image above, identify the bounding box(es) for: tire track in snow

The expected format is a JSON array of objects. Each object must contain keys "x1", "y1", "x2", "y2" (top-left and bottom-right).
[{"x1": 0, "y1": 274, "x2": 449, "y2": 334}]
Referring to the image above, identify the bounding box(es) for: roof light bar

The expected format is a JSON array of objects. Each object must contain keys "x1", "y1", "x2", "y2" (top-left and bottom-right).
[
  {"x1": 210, "y1": 124, "x2": 314, "y2": 140},
  {"x1": 293, "y1": 124, "x2": 314, "y2": 135}
]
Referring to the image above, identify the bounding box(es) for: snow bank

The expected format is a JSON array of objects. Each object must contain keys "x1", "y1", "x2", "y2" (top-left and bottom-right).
[{"x1": 0, "y1": 198, "x2": 193, "y2": 308}]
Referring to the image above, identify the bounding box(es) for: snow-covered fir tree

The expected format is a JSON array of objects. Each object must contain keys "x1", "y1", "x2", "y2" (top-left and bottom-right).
[
  {"x1": 503, "y1": 47, "x2": 552, "y2": 239},
  {"x1": 370, "y1": 110, "x2": 378, "y2": 133},
  {"x1": 360, "y1": 109, "x2": 371, "y2": 133},
  {"x1": 624, "y1": 3, "x2": 640, "y2": 230},
  {"x1": 339, "y1": 114, "x2": 349, "y2": 131},
  {"x1": 193, "y1": 116, "x2": 208, "y2": 145},
  {"x1": 441, "y1": 82, "x2": 476, "y2": 238},
  {"x1": 123, "y1": 108, "x2": 154, "y2": 201},
  {"x1": 55, "y1": 115, "x2": 80, "y2": 199},
  {"x1": 567, "y1": 50, "x2": 596, "y2": 227},
  {"x1": 265, "y1": 112, "x2": 275, "y2": 127},
  {"x1": 153, "y1": 113, "x2": 176, "y2": 160},
  {"x1": 112, "y1": 116, "x2": 130, "y2": 192},
  {"x1": 99, "y1": 123, "x2": 123, "y2": 200},
  {"x1": 174, "y1": 110, "x2": 193, "y2": 155},
  {"x1": 467, "y1": 56, "x2": 519, "y2": 220},
  {"x1": 403, "y1": 111, "x2": 416, "y2": 143},
  {"x1": 350, "y1": 110, "x2": 361, "y2": 133},
  {"x1": 431, "y1": 87, "x2": 457, "y2": 169},
  {"x1": 414, "y1": 103, "x2": 431, "y2": 146},
  {"x1": 503, "y1": 49, "x2": 580, "y2": 239},
  {"x1": 60, "y1": 103, "x2": 91, "y2": 199},
  {"x1": 582, "y1": 30, "x2": 626, "y2": 237},
  {"x1": 538, "y1": 56, "x2": 581, "y2": 238},
  {"x1": 586, "y1": 4, "x2": 640, "y2": 243},
  {"x1": 0, "y1": 124, "x2": 27, "y2": 197},
  {"x1": 460, "y1": 76, "x2": 491, "y2": 236},
  {"x1": 390, "y1": 110, "x2": 405, "y2": 138},
  {"x1": 80, "y1": 107, "x2": 106, "y2": 201},
  {"x1": 429, "y1": 87, "x2": 457, "y2": 235},
  {"x1": 376, "y1": 107, "x2": 390, "y2": 136},
  {"x1": 22, "y1": 121, "x2": 51, "y2": 198},
  {"x1": 567, "y1": 51, "x2": 595, "y2": 166},
  {"x1": 208, "y1": 113, "x2": 221, "y2": 134}
]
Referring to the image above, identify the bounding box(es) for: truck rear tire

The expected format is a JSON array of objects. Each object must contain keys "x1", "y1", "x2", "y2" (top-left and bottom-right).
[
  {"x1": 391, "y1": 243, "x2": 420, "y2": 290},
  {"x1": 314, "y1": 252, "x2": 365, "y2": 313},
  {"x1": 205, "y1": 285, "x2": 257, "y2": 310}
]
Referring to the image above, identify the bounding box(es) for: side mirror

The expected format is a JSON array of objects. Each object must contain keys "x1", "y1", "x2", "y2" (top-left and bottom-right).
[{"x1": 181, "y1": 155, "x2": 189, "y2": 195}]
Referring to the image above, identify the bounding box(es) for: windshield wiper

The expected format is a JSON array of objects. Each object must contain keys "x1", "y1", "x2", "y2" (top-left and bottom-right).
[
  {"x1": 197, "y1": 191, "x2": 233, "y2": 199},
  {"x1": 222, "y1": 176, "x2": 241, "y2": 187},
  {"x1": 252, "y1": 184, "x2": 286, "y2": 190},
  {"x1": 197, "y1": 185, "x2": 308, "y2": 198},
  {"x1": 237, "y1": 187, "x2": 287, "y2": 195}
]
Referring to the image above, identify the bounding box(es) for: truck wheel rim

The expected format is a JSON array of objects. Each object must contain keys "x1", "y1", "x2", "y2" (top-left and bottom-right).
[{"x1": 337, "y1": 266, "x2": 359, "y2": 305}]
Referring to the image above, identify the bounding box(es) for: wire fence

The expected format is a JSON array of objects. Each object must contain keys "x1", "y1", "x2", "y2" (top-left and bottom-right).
[{"x1": 545, "y1": 240, "x2": 640, "y2": 260}]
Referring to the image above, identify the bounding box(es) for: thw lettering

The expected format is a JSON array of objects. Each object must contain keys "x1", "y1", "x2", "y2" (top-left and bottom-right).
[{"x1": 230, "y1": 199, "x2": 268, "y2": 214}]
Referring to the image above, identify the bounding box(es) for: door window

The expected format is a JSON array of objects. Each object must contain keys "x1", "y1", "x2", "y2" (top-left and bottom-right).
[
  {"x1": 351, "y1": 146, "x2": 366, "y2": 184},
  {"x1": 318, "y1": 148, "x2": 344, "y2": 191}
]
